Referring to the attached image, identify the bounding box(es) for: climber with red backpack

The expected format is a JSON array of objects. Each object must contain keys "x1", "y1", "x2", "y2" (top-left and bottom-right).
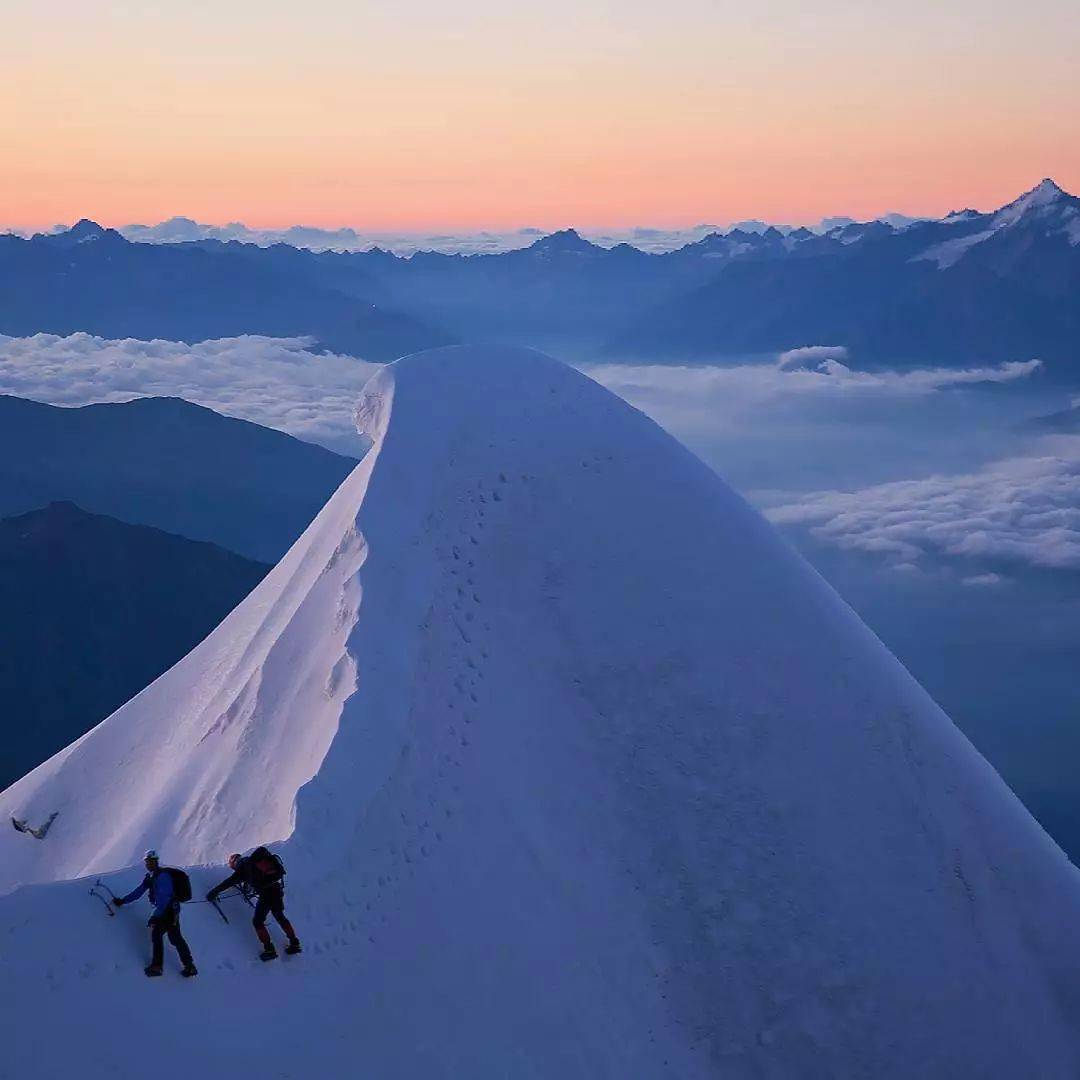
[
  {"x1": 207, "y1": 846, "x2": 301, "y2": 961},
  {"x1": 113, "y1": 849, "x2": 198, "y2": 978}
]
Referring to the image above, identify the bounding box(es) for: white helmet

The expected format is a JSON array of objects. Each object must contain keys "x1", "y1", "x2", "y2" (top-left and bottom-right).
[{"x1": 144, "y1": 849, "x2": 159, "y2": 861}]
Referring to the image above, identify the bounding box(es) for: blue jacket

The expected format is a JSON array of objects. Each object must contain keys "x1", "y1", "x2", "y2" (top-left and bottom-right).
[{"x1": 119, "y1": 869, "x2": 174, "y2": 916}]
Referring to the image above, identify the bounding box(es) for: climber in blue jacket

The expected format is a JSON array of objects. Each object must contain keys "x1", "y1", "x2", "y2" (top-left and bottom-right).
[{"x1": 114, "y1": 849, "x2": 198, "y2": 978}]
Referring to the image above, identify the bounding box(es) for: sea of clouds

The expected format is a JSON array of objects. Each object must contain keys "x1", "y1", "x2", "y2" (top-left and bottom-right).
[
  {"x1": 585, "y1": 355, "x2": 1074, "y2": 579},
  {"x1": 1, "y1": 331, "x2": 1070, "y2": 578},
  {"x1": 767, "y1": 443, "x2": 1080, "y2": 574},
  {"x1": 587, "y1": 353, "x2": 1041, "y2": 412},
  {"x1": 0, "y1": 333, "x2": 378, "y2": 455}
]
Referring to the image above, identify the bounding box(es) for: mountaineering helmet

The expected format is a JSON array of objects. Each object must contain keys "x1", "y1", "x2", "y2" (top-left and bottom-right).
[
  {"x1": 228, "y1": 853, "x2": 243, "y2": 870},
  {"x1": 144, "y1": 849, "x2": 159, "y2": 862}
]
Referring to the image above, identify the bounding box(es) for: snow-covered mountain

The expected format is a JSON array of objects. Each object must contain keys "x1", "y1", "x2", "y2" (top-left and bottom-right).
[
  {"x1": 8, "y1": 180, "x2": 1077, "y2": 366},
  {"x1": 2, "y1": 345, "x2": 1079, "y2": 1078},
  {"x1": 611, "y1": 178, "x2": 1080, "y2": 369},
  {"x1": 914, "y1": 178, "x2": 1080, "y2": 269}
]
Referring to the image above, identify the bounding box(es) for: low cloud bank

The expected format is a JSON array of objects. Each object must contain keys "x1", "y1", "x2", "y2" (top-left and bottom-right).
[
  {"x1": 10, "y1": 337, "x2": 1035, "y2": 462},
  {"x1": 2, "y1": 334, "x2": 1064, "y2": 575},
  {"x1": 0, "y1": 333, "x2": 378, "y2": 455},
  {"x1": 776, "y1": 345, "x2": 849, "y2": 370},
  {"x1": 768, "y1": 441, "x2": 1080, "y2": 572},
  {"x1": 586, "y1": 357, "x2": 1042, "y2": 423}
]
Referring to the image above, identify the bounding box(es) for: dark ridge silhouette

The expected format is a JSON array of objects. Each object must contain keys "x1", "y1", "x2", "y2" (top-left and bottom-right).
[
  {"x1": 0, "y1": 223, "x2": 453, "y2": 360},
  {"x1": 0, "y1": 501, "x2": 270, "y2": 787},
  {"x1": 0, "y1": 394, "x2": 358, "y2": 563}
]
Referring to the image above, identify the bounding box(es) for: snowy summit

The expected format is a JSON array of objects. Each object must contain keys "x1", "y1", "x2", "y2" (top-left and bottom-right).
[
  {"x1": 916, "y1": 176, "x2": 1080, "y2": 267},
  {"x1": 2, "y1": 345, "x2": 1080, "y2": 1077}
]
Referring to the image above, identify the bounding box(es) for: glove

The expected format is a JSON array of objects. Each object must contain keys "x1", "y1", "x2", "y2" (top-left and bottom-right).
[
  {"x1": 112, "y1": 898, "x2": 124, "y2": 908},
  {"x1": 205, "y1": 891, "x2": 217, "y2": 902}
]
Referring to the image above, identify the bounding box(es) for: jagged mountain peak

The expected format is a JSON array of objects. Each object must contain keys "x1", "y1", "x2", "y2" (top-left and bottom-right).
[
  {"x1": 34, "y1": 218, "x2": 126, "y2": 247},
  {"x1": 527, "y1": 227, "x2": 600, "y2": 254},
  {"x1": 912, "y1": 177, "x2": 1079, "y2": 269},
  {"x1": 70, "y1": 218, "x2": 107, "y2": 236},
  {"x1": 1029, "y1": 176, "x2": 1068, "y2": 200},
  {"x1": 996, "y1": 176, "x2": 1075, "y2": 220}
]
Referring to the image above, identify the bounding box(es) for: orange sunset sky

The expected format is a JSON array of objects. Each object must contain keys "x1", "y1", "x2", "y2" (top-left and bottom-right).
[{"x1": 2, "y1": 0, "x2": 1078, "y2": 230}]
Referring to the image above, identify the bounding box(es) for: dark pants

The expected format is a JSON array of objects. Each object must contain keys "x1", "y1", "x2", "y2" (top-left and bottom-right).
[
  {"x1": 252, "y1": 884, "x2": 297, "y2": 946},
  {"x1": 151, "y1": 905, "x2": 193, "y2": 969}
]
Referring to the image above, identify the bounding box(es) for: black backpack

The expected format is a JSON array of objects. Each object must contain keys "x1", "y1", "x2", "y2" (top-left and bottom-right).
[
  {"x1": 247, "y1": 846, "x2": 285, "y2": 888},
  {"x1": 162, "y1": 867, "x2": 192, "y2": 903}
]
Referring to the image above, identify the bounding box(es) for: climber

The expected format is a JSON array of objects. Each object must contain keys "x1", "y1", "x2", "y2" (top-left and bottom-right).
[
  {"x1": 207, "y1": 847, "x2": 301, "y2": 961},
  {"x1": 113, "y1": 849, "x2": 198, "y2": 978}
]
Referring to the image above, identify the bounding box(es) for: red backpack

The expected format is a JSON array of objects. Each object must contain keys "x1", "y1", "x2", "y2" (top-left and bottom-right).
[{"x1": 248, "y1": 846, "x2": 285, "y2": 887}]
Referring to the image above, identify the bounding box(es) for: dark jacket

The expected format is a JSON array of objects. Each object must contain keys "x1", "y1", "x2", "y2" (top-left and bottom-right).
[
  {"x1": 119, "y1": 869, "x2": 175, "y2": 917},
  {"x1": 207, "y1": 856, "x2": 281, "y2": 901}
]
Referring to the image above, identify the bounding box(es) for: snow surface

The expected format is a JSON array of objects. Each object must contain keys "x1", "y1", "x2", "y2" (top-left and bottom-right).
[
  {"x1": 1065, "y1": 208, "x2": 1080, "y2": 246},
  {"x1": 3, "y1": 345, "x2": 1080, "y2": 1078},
  {"x1": 915, "y1": 226, "x2": 999, "y2": 269}
]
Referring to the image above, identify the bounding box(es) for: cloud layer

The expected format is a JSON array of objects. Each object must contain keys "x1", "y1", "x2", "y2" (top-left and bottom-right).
[
  {"x1": 1, "y1": 333, "x2": 1065, "y2": 577},
  {"x1": 768, "y1": 441, "x2": 1080, "y2": 572},
  {"x1": 585, "y1": 357, "x2": 1042, "y2": 430},
  {"x1": 0, "y1": 330, "x2": 1041, "y2": 463},
  {"x1": 776, "y1": 345, "x2": 850, "y2": 370},
  {"x1": 0, "y1": 333, "x2": 378, "y2": 455}
]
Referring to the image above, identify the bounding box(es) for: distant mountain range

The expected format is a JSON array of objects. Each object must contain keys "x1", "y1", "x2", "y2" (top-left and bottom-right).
[
  {"x1": 608, "y1": 179, "x2": 1080, "y2": 368},
  {"x1": 0, "y1": 394, "x2": 358, "y2": 562},
  {"x1": 0, "y1": 501, "x2": 269, "y2": 789},
  {"x1": 3, "y1": 179, "x2": 1077, "y2": 371},
  {"x1": 13, "y1": 212, "x2": 929, "y2": 255},
  {"x1": 0, "y1": 220, "x2": 452, "y2": 360},
  {"x1": 336, "y1": 178, "x2": 1080, "y2": 369}
]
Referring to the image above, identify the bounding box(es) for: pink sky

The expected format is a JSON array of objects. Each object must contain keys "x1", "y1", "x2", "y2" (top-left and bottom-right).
[{"x1": 2, "y1": 1, "x2": 1078, "y2": 230}]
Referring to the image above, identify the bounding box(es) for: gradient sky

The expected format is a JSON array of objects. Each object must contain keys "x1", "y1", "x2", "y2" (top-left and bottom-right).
[{"x1": 3, "y1": 0, "x2": 1078, "y2": 230}]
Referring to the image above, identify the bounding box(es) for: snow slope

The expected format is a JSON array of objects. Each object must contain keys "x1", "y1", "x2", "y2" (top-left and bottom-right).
[{"x1": 3, "y1": 345, "x2": 1080, "y2": 1079}]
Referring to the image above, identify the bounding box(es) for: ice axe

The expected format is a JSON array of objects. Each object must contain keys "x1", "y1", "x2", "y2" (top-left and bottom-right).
[{"x1": 89, "y1": 881, "x2": 116, "y2": 917}]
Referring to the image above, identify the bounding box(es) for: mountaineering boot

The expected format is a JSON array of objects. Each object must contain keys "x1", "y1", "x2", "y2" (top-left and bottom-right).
[
  {"x1": 285, "y1": 938, "x2": 302, "y2": 955},
  {"x1": 181, "y1": 963, "x2": 198, "y2": 978},
  {"x1": 259, "y1": 944, "x2": 278, "y2": 962},
  {"x1": 144, "y1": 964, "x2": 163, "y2": 977}
]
